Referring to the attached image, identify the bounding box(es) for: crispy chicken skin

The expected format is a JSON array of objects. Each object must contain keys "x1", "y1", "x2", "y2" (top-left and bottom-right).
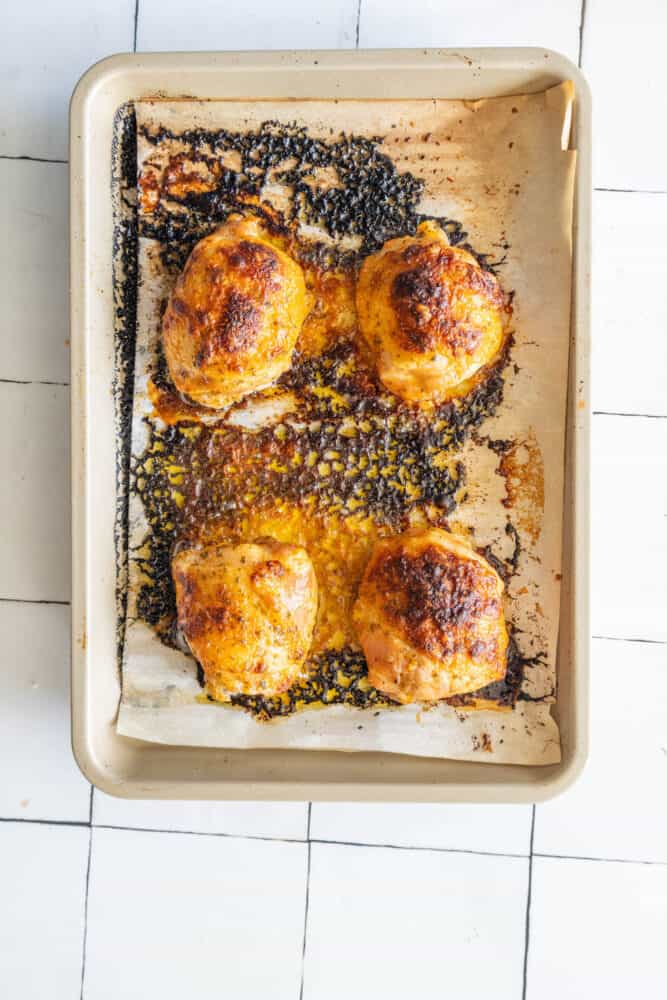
[
  {"x1": 356, "y1": 220, "x2": 506, "y2": 404},
  {"x1": 352, "y1": 527, "x2": 508, "y2": 703},
  {"x1": 172, "y1": 540, "x2": 318, "y2": 699},
  {"x1": 162, "y1": 216, "x2": 309, "y2": 409}
]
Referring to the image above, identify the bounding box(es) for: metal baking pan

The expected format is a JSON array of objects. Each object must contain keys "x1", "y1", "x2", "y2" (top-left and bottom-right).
[{"x1": 70, "y1": 48, "x2": 590, "y2": 801}]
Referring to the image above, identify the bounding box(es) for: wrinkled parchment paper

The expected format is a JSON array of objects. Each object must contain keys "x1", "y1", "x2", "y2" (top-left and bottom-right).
[{"x1": 118, "y1": 83, "x2": 576, "y2": 763}]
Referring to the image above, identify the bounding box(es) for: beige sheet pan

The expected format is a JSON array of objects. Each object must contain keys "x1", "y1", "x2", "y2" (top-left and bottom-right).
[{"x1": 70, "y1": 48, "x2": 590, "y2": 801}]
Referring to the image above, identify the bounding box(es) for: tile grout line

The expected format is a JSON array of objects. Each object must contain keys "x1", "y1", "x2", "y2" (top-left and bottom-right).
[
  {"x1": 298, "y1": 840, "x2": 312, "y2": 1000},
  {"x1": 593, "y1": 410, "x2": 667, "y2": 419},
  {"x1": 133, "y1": 0, "x2": 139, "y2": 51},
  {"x1": 592, "y1": 634, "x2": 667, "y2": 646},
  {"x1": 91, "y1": 825, "x2": 527, "y2": 859},
  {"x1": 0, "y1": 597, "x2": 70, "y2": 606},
  {"x1": 88, "y1": 786, "x2": 94, "y2": 825},
  {"x1": 79, "y1": 828, "x2": 94, "y2": 1000},
  {"x1": 0, "y1": 154, "x2": 67, "y2": 164},
  {"x1": 521, "y1": 805, "x2": 536, "y2": 1000},
  {"x1": 0, "y1": 818, "x2": 523, "y2": 858},
  {"x1": 0, "y1": 378, "x2": 69, "y2": 387},
  {"x1": 595, "y1": 186, "x2": 667, "y2": 195},
  {"x1": 0, "y1": 816, "x2": 89, "y2": 827},
  {"x1": 93, "y1": 822, "x2": 307, "y2": 843},
  {"x1": 577, "y1": 0, "x2": 587, "y2": 67},
  {"x1": 311, "y1": 837, "x2": 527, "y2": 858},
  {"x1": 533, "y1": 852, "x2": 667, "y2": 868},
  {"x1": 355, "y1": 0, "x2": 362, "y2": 48},
  {"x1": 306, "y1": 801, "x2": 312, "y2": 839},
  {"x1": 0, "y1": 821, "x2": 520, "y2": 857},
  {"x1": 1, "y1": 816, "x2": 666, "y2": 866}
]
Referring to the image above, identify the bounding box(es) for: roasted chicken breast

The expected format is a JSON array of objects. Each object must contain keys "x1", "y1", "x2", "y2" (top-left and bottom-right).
[
  {"x1": 356, "y1": 220, "x2": 507, "y2": 404},
  {"x1": 162, "y1": 216, "x2": 308, "y2": 409},
  {"x1": 172, "y1": 539, "x2": 318, "y2": 699},
  {"x1": 352, "y1": 527, "x2": 508, "y2": 703}
]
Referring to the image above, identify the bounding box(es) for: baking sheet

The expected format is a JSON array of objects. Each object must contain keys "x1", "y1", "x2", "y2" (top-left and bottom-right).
[{"x1": 117, "y1": 82, "x2": 575, "y2": 764}]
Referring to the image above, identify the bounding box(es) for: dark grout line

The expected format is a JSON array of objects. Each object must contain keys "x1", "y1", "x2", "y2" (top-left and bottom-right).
[
  {"x1": 0, "y1": 816, "x2": 89, "y2": 828},
  {"x1": 355, "y1": 0, "x2": 361, "y2": 48},
  {"x1": 5, "y1": 815, "x2": 526, "y2": 858},
  {"x1": 88, "y1": 824, "x2": 527, "y2": 858},
  {"x1": 0, "y1": 597, "x2": 70, "y2": 606},
  {"x1": 0, "y1": 378, "x2": 69, "y2": 387},
  {"x1": 593, "y1": 410, "x2": 667, "y2": 419},
  {"x1": 298, "y1": 842, "x2": 312, "y2": 1000},
  {"x1": 88, "y1": 786, "x2": 94, "y2": 826},
  {"x1": 521, "y1": 806, "x2": 536, "y2": 1000},
  {"x1": 306, "y1": 802, "x2": 312, "y2": 840},
  {"x1": 79, "y1": 828, "x2": 94, "y2": 1000},
  {"x1": 592, "y1": 634, "x2": 667, "y2": 647},
  {"x1": 133, "y1": 0, "x2": 139, "y2": 52},
  {"x1": 0, "y1": 819, "x2": 523, "y2": 858},
  {"x1": 534, "y1": 852, "x2": 667, "y2": 868},
  {"x1": 0, "y1": 153, "x2": 67, "y2": 164},
  {"x1": 577, "y1": 0, "x2": 587, "y2": 67},
  {"x1": 94, "y1": 822, "x2": 307, "y2": 844},
  {"x1": 595, "y1": 186, "x2": 667, "y2": 195},
  {"x1": 310, "y1": 837, "x2": 527, "y2": 859},
  {"x1": 3, "y1": 814, "x2": 665, "y2": 868}
]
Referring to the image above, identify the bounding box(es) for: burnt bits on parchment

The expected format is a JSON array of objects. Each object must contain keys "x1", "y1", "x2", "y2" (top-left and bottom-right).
[
  {"x1": 119, "y1": 114, "x2": 530, "y2": 717},
  {"x1": 137, "y1": 118, "x2": 501, "y2": 271},
  {"x1": 112, "y1": 103, "x2": 139, "y2": 668}
]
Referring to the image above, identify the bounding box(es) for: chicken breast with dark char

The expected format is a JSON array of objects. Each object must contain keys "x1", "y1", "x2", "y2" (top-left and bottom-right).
[
  {"x1": 352, "y1": 527, "x2": 508, "y2": 703},
  {"x1": 356, "y1": 220, "x2": 507, "y2": 404},
  {"x1": 162, "y1": 215, "x2": 309, "y2": 409}
]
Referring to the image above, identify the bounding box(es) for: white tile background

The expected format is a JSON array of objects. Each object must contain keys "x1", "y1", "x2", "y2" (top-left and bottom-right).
[
  {"x1": 1, "y1": 1, "x2": 666, "y2": 998},
  {"x1": 83, "y1": 829, "x2": 308, "y2": 1000}
]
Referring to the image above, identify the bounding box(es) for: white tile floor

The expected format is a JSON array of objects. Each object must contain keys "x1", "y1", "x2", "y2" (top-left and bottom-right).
[
  {"x1": 304, "y1": 843, "x2": 528, "y2": 999},
  {"x1": 1, "y1": 2, "x2": 666, "y2": 998},
  {"x1": 83, "y1": 829, "x2": 308, "y2": 999},
  {"x1": 92, "y1": 790, "x2": 309, "y2": 840},
  {"x1": 1, "y1": 160, "x2": 70, "y2": 383},
  {"x1": 358, "y1": 0, "x2": 583, "y2": 62},
  {"x1": 528, "y1": 857, "x2": 667, "y2": 998}
]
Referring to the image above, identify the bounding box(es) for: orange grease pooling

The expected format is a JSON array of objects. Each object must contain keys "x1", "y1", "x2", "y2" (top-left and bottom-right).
[
  {"x1": 205, "y1": 501, "x2": 385, "y2": 653},
  {"x1": 498, "y1": 430, "x2": 544, "y2": 544},
  {"x1": 139, "y1": 153, "x2": 221, "y2": 214},
  {"x1": 148, "y1": 378, "x2": 202, "y2": 425},
  {"x1": 298, "y1": 264, "x2": 357, "y2": 357}
]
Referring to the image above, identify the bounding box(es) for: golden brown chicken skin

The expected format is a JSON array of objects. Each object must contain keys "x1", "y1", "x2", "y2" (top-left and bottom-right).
[
  {"x1": 352, "y1": 527, "x2": 508, "y2": 703},
  {"x1": 162, "y1": 216, "x2": 309, "y2": 409},
  {"x1": 356, "y1": 221, "x2": 507, "y2": 404},
  {"x1": 172, "y1": 539, "x2": 318, "y2": 699}
]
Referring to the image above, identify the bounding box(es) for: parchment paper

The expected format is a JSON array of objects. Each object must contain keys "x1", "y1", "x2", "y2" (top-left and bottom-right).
[{"x1": 118, "y1": 83, "x2": 576, "y2": 763}]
